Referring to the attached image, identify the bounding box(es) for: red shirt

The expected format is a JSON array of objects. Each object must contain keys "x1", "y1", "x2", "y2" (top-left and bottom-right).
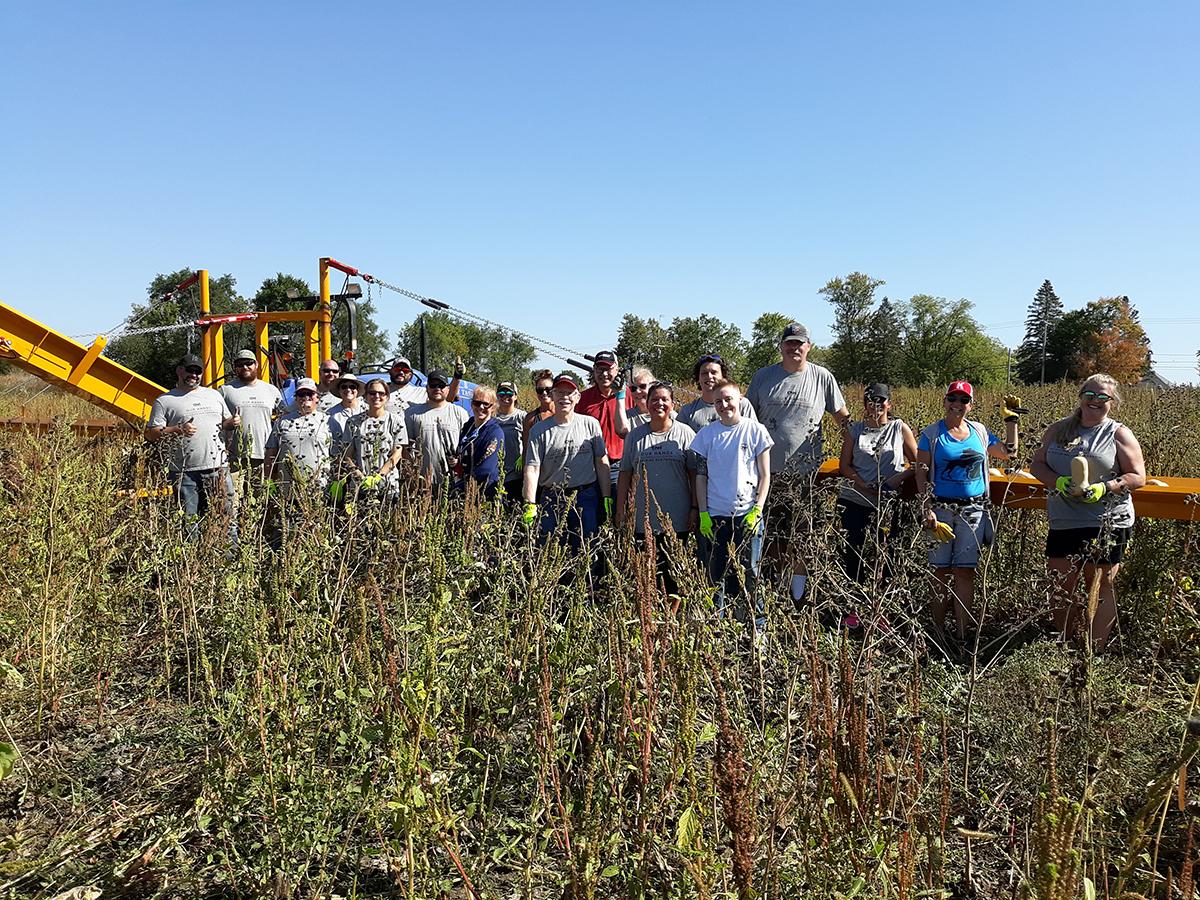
[{"x1": 577, "y1": 385, "x2": 633, "y2": 461}]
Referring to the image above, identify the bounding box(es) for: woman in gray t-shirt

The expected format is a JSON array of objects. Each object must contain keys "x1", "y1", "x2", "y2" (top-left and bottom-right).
[
  {"x1": 1030, "y1": 373, "x2": 1146, "y2": 650},
  {"x1": 836, "y1": 384, "x2": 917, "y2": 597}
]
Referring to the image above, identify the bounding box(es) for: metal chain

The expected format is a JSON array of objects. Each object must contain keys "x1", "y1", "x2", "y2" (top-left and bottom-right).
[{"x1": 361, "y1": 273, "x2": 592, "y2": 367}]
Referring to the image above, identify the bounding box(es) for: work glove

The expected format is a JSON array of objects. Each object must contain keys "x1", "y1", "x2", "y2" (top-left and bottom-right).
[
  {"x1": 265, "y1": 479, "x2": 279, "y2": 497},
  {"x1": 1055, "y1": 475, "x2": 1076, "y2": 496},
  {"x1": 515, "y1": 454, "x2": 524, "y2": 470},
  {"x1": 932, "y1": 520, "x2": 955, "y2": 543},
  {"x1": 329, "y1": 479, "x2": 346, "y2": 502},
  {"x1": 603, "y1": 497, "x2": 614, "y2": 521},
  {"x1": 522, "y1": 502, "x2": 538, "y2": 526},
  {"x1": 611, "y1": 369, "x2": 625, "y2": 395},
  {"x1": 1081, "y1": 482, "x2": 1107, "y2": 503},
  {"x1": 361, "y1": 474, "x2": 383, "y2": 491},
  {"x1": 743, "y1": 505, "x2": 762, "y2": 531},
  {"x1": 1002, "y1": 394, "x2": 1028, "y2": 423},
  {"x1": 454, "y1": 356, "x2": 466, "y2": 379},
  {"x1": 699, "y1": 511, "x2": 714, "y2": 540}
]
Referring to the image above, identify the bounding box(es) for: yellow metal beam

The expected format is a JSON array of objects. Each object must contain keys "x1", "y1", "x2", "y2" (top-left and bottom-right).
[{"x1": 0, "y1": 300, "x2": 165, "y2": 424}]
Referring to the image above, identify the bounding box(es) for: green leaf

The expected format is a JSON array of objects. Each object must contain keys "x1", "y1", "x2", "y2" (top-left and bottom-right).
[
  {"x1": 600, "y1": 864, "x2": 620, "y2": 878},
  {"x1": 0, "y1": 742, "x2": 19, "y2": 780},
  {"x1": 844, "y1": 875, "x2": 866, "y2": 898},
  {"x1": 697, "y1": 722, "x2": 717, "y2": 744},
  {"x1": 676, "y1": 803, "x2": 701, "y2": 850}
]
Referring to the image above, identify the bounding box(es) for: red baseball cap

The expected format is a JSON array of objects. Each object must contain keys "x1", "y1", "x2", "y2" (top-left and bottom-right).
[{"x1": 945, "y1": 380, "x2": 974, "y2": 399}]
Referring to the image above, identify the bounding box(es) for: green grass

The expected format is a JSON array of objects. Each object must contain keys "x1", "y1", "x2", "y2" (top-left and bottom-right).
[{"x1": 1, "y1": 375, "x2": 1199, "y2": 898}]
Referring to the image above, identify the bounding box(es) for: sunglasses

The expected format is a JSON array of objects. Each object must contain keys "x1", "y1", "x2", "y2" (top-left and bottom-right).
[
  {"x1": 234, "y1": 359, "x2": 255, "y2": 366},
  {"x1": 339, "y1": 383, "x2": 360, "y2": 391},
  {"x1": 295, "y1": 391, "x2": 316, "y2": 399},
  {"x1": 366, "y1": 391, "x2": 387, "y2": 398},
  {"x1": 320, "y1": 368, "x2": 341, "y2": 375},
  {"x1": 472, "y1": 399, "x2": 493, "y2": 409},
  {"x1": 535, "y1": 386, "x2": 554, "y2": 395},
  {"x1": 945, "y1": 394, "x2": 971, "y2": 403},
  {"x1": 632, "y1": 382, "x2": 652, "y2": 392},
  {"x1": 1080, "y1": 390, "x2": 1114, "y2": 403},
  {"x1": 498, "y1": 390, "x2": 515, "y2": 397},
  {"x1": 184, "y1": 366, "x2": 203, "y2": 375}
]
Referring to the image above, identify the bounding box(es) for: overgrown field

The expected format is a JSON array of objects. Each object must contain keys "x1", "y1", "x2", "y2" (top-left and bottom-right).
[{"x1": 2, "y1": 375, "x2": 1200, "y2": 898}]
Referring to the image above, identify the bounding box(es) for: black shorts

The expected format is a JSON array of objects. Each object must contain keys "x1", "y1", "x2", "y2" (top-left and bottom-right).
[
  {"x1": 1046, "y1": 526, "x2": 1132, "y2": 565},
  {"x1": 764, "y1": 472, "x2": 819, "y2": 537}
]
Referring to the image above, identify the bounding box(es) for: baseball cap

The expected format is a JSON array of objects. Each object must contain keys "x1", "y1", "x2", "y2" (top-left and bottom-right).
[
  {"x1": 497, "y1": 381, "x2": 517, "y2": 394},
  {"x1": 553, "y1": 371, "x2": 580, "y2": 390},
  {"x1": 177, "y1": 353, "x2": 203, "y2": 368},
  {"x1": 780, "y1": 323, "x2": 812, "y2": 343},
  {"x1": 389, "y1": 356, "x2": 412, "y2": 370},
  {"x1": 233, "y1": 348, "x2": 257, "y2": 363},
  {"x1": 593, "y1": 350, "x2": 618, "y2": 366},
  {"x1": 426, "y1": 370, "x2": 450, "y2": 387},
  {"x1": 294, "y1": 377, "x2": 318, "y2": 393},
  {"x1": 945, "y1": 380, "x2": 974, "y2": 399},
  {"x1": 864, "y1": 382, "x2": 891, "y2": 400}
]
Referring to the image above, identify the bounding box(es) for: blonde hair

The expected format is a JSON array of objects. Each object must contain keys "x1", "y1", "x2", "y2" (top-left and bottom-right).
[
  {"x1": 1057, "y1": 373, "x2": 1122, "y2": 447},
  {"x1": 473, "y1": 385, "x2": 497, "y2": 404},
  {"x1": 632, "y1": 365, "x2": 655, "y2": 384}
]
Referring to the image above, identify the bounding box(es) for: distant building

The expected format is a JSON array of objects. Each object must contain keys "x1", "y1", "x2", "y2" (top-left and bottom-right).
[{"x1": 1137, "y1": 369, "x2": 1171, "y2": 390}]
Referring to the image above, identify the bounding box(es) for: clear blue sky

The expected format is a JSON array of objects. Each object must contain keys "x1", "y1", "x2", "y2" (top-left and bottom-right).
[{"x1": 3, "y1": 1, "x2": 1197, "y2": 381}]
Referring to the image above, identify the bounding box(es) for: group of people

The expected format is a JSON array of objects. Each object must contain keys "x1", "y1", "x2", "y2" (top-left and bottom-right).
[{"x1": 145, "y1": 321, "x2": 1147, "y2": 652}]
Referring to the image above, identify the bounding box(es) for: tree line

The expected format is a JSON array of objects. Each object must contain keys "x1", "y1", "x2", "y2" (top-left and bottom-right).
[{"x1": 96, "y1": 269, "x2": 1154, "y2": 389}]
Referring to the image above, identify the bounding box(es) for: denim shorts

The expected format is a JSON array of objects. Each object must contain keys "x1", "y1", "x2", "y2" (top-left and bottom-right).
[{"x1": 928, "y1": 501, "x2": 989, "y2": 569}]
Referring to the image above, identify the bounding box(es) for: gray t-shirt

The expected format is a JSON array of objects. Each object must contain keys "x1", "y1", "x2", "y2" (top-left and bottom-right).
[
  {"x1": 345, "y1": 411, "x2": 409, "y2": 495},
  {"x1": 746, "y1": 362, "x2": 845, "y2": 475},
  {"x1": 691, "y1": 418, "x2": 774, "y2": 517},
  {"x1": 527, "y1": 414, "x2": 607, "y2": 489},
  {"x1": 620, "y1": 420, "x2": 697, "y2": 534},
  {"x1": 148, "y1": 386, "x2": 231, "y2": 474},
  {"x1": 839, "y1": 419, "x2": 908, "y2": 509},
  {"x1": 388, "y1": 381, "x2": 427, "y2": 416},
  {"x1": 327, "y1": 403, "x2": 365, "y2": 447},
  {"x1": 221, "y1": 379, "x2": 283, "y2": 463},
  {"x1": 677, "y1": 396, "x2": 757, "y2": 431},
  {"x1": 1044, "y1": 418, "x2": 1135, "y2": 530},
  {"x1": 495, "y1": 409, "x2": 526, "y2": 481},
  {"x1": 266, "y1": 410, "x2": 332, "y2": 489},
  {"x1": 405, "y1": 402, "x2": 470, "y2": 484}
]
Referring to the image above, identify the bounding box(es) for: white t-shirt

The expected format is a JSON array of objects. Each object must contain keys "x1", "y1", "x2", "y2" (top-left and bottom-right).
[{"x1": 690, "y1": 418, "x2": 774, "y2": 517}]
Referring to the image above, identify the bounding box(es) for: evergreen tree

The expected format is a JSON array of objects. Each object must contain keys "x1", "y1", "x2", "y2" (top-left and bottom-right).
[
  {"x1": 821, "y1": 272, "x2": 885, "y2": 384},
  {"x1": 1015, "y1": 279, "x2": 1064, "y2": 384},
  {"x1": 862, "y1": 297, "x2": 904, "y2": 386}
]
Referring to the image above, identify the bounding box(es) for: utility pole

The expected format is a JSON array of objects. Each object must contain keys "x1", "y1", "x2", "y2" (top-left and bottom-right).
[
  {"x1": 1006, "y1": 347, "x2": 1012, "y2": 385},
  {"x1": 419, "y1": 314, "x2": 428, "y2": 374},
  {"x1": 1040, "y1": 314, "x2": 1048, "y2": 386}
]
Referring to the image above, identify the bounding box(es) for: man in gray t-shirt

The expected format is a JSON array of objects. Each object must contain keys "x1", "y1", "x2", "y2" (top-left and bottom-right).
[
  {"x1": 404, "y1": 370, "x2": 470, "y2": 486},
  {"x1": 745, "y1": 322, "x2": 850, "y2": 603},
  {"x1": 145, "y1": 353, "x2": 237, "y2": 532},
  {"x1": 221, "y1": 350, "x2": 284, "y2": 467}
]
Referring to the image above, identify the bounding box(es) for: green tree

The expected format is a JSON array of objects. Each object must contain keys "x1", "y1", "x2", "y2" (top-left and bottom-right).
[
  {"x1": 741, "y1": 312, "x2": 793, "y2": 381},
  {"x1": 1015, "y1": 279, "x2": 1065, "y2": 385},
  {"x1": 862, "y1": 296, "x2": 904, "y2": 386},
  {"x1": 395, "y1": 312, "x2": 535, "y2": 384},
  {"x1": 658, "y1": 314, "x2": 746, "y2": 385},
  {"x1": 615, "y1": 314, "x2": 669, "y2": 377},
  {"x1": 107, "y1": 269, "x2": 248, "y2": 387},
  {"x1": 896, "y1": 295, "x2": 1009, "y2": 387},
  {"x1": 821, "y1": 272, "x2": 885, "y2": 384}
]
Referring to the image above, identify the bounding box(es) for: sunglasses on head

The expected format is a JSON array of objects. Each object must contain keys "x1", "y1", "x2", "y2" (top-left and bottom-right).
[
  {"x1": 1080, "y1": 390, "x2": 1114, "y2": 403},
  {"x1": 945, "y1": 393, "x2": 971, "y2": 403},
  {"x1": 698, "y1": 354, "x2": 723, "y2": 364}
]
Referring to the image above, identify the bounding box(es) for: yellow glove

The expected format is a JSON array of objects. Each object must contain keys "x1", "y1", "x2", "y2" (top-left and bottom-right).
[
  {"x1": 361, "y1": 474, "x2": 383, "y2": 491},
  {"x1": 1081, "y1": 482, "x2": 1107, "y2": 503},
  {"x1": 1002, "y1": 394, "x2": 1028, "y2": 422},
  {"x1": 522, "y1": 502, "x2": 537, "y2": 526},
  {"x1": 1055, "y1": 475, "x2": 1075, "y2": 496},
  {"x1": 603, "y1": 496, "x2": 614, "y2": 521},
  {"x1": 743, "y1": 505, "x2": 762, "y2": 531},
  {"x1": 699, "y1": 511, "x2": 714, "y2": 539},
  {"x1": 932, "y1": 520, "x2": 955, "y2": 543}
]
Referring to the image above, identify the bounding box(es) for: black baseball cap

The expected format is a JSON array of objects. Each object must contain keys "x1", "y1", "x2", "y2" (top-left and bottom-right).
[
  {"x1": 426, "y1": 370, "x2": 450, "y2": 387},
  {"x1": 593, "y1": 350, "x2": 618, "y2": 366},
  {"x1": 780, "y1": 323, "x2": 812, "y2": 343},
  {"x1": 177, "y1": 353, "x2": 203, "y2": 368},
  {"x1": 864, "y1": 382, "x2": 891, "y2": 400}
]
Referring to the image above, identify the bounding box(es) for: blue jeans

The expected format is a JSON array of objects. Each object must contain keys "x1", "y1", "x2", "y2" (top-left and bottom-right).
[
  {"x1": 708, "y1": 514, "x2": 764, "y2": 630},
  {"x1": 538, "y1": 482, "x2": 600, "y2": 552},
  {"x1": 171, "y1": 469, "x2": 237, "y2": 543}
]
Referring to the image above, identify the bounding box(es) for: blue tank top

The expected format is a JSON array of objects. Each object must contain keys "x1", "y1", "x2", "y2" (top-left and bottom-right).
[{"x1": 918, "y1": 421, "x2": 996, "y2": 500}]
